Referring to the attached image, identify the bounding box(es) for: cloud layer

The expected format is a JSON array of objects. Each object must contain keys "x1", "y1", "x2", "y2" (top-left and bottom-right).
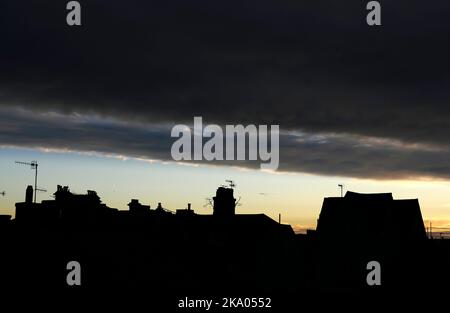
[
  {"x1": 1, "y1": 1, "x2": 450, "y2": 179},
  {"x1": 2, "y1": 108, "x2": 450, "y2": 180}
]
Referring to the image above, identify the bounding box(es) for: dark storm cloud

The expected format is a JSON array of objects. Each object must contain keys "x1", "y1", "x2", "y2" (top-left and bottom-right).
[
  {"x1": 2, "y1": 108, "x2": 450, "y2": 180},
  {"x1": 0, "y1": 108, "x2": 172, "y2": 161},
  {"x1": 1, "y1": 1, "x2": 450, "y2": 178}
]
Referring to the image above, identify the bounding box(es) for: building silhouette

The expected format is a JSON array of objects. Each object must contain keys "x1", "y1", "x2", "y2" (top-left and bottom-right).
[
  {"x1": 2, "y1": 183, "x2": 449, "y2": 309},
  {"x1": 316, "y1": 191, "x2": 427, "y2": 241},
  {"x1": 15, "y1": 185, "x2": 116, "y2": 224},
  {"x1": 212, "y1": 186, "x2": 236, "y2": 216}
]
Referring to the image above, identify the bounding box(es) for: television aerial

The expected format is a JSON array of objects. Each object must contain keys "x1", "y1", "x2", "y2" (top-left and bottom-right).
[
  {"x1": 338, "y1": 184, "x2": 345, "y2": 198},
  {"x1": 203, "y1": 198, "x2": 213, "y2": 208},
  {"x1": 15, "y1": 160, "x2": 40, "y2": 203},
  {"x1": 225, "y1": 180, "x2": 236, "y2": 188},
  {"x1": 235, "y1": 195, "x2": 242, "y2": 207}
]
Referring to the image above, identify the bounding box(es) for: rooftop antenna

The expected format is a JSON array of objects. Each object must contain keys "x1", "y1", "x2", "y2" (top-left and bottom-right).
[
  {"x1": 36, "y1": 187, "x2": 47, "y2": 193},
  {"x1": 338, "y1": 184, "x2": 344, "y2": 198},
  {"x1": 15, "y1": 160, "x2": 39, "y2": 203},
  {"x1": 226, "y1": 180, "x2": 236, "y2": 189},
  {"x1": 430, "y1": 221, "x2": 433, "y2": 240},
  {"x1": 203, "y1": 197, "x2": 213, "y2": 208},
  {"x1": 235, "y1": 195, "x2": 242, "y2": 207}
]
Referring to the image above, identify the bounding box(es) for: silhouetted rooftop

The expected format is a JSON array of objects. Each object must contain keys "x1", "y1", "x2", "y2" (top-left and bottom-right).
[{"x1": 316, "y1": 190, "x2": 426, "y2": 241}]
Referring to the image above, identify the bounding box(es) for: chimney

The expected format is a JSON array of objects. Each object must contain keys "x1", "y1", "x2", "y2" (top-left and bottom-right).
[
  {"x1": 25, "y1": 185, "x2": 33, "y2": 204},
  {"x1": 187, "y1": 203, "x2": 191, "y2": 211},
  {"x1": 213, "y1": 186, "x2": 236, "y2": 217}
]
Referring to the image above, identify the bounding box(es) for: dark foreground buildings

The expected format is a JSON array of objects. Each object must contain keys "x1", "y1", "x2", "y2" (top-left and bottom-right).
[
  {"x1": 0, "y1": 185, "x2": 449, "y2": 309},
  {"x1": 316, "y1": 191, "x2": 427, "y2": 241}
]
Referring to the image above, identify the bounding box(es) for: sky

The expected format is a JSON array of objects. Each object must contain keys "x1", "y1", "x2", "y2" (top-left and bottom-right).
[{"x1": 1, "y1": 1, "x2": 450, "y2": 231}]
